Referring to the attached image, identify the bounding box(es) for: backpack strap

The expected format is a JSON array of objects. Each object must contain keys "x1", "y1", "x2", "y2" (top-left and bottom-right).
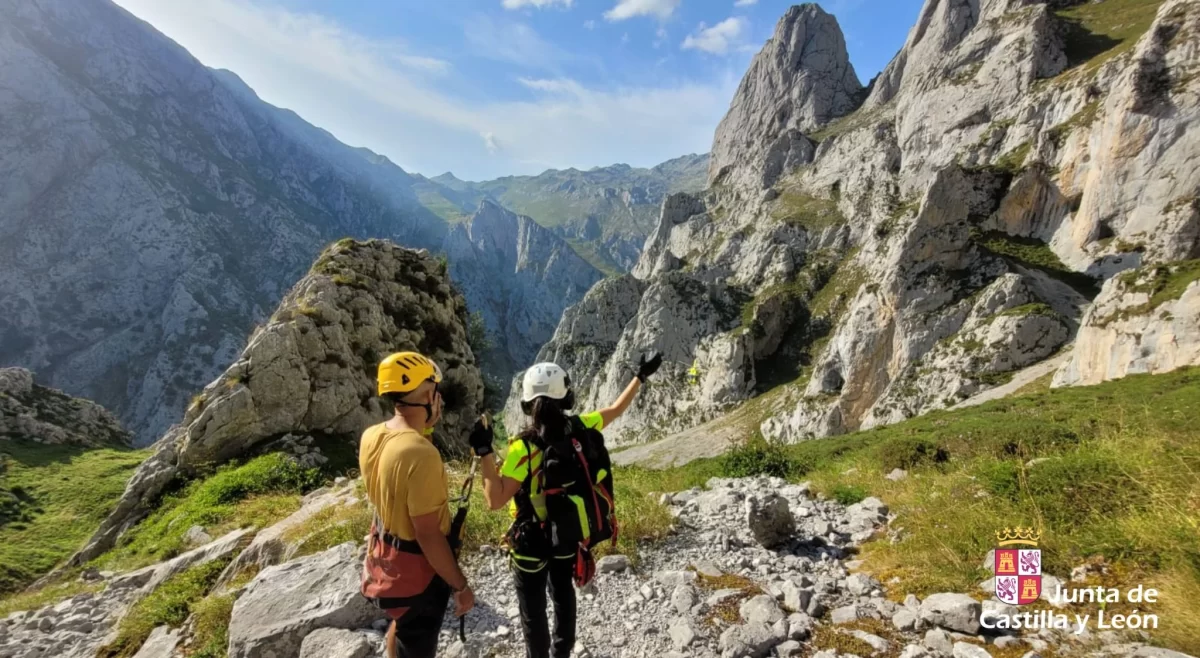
[{"x1": 512, "y1": 434, "x2": 541, "y2": 521}]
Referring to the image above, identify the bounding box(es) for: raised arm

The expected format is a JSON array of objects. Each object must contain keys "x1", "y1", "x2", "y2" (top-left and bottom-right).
[{"x1": 598, "y1": 352, "x2": 662, "y2": 428}]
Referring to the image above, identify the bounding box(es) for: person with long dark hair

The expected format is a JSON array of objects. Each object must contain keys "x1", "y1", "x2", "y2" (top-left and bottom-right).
[{"x1": 469, "y1": 354, "x2": 662, "y2": 658}]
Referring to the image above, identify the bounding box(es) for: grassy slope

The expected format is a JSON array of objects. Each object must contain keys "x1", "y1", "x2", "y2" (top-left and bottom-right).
[
  {"x1": 0, "y1": 442, "x2": 149, "y2": 593},
  {"x1": 1055, "y1": 0, "x2": 1167, "y2": 78},
  {"x1": 636, "y1": 368, "x2": 1200, "y2": 653}
]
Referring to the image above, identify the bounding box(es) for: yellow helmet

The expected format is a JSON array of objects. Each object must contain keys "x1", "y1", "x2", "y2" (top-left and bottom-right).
[{"x1": 377, "y1": 351, "x2": 442, "y2": 396}]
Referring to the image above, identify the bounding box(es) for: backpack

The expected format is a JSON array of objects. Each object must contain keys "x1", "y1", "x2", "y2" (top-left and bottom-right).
[{"x1": 507, "y1": 416, "x2": 618, "y2": 586}]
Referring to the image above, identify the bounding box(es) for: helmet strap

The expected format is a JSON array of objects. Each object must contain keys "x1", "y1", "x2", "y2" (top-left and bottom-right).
[{"x1": 393, "y1": 381, "x2": 438, "y2": 424}]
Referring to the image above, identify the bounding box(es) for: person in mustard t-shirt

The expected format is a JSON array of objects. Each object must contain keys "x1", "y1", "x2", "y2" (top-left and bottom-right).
[
  {"x1": 470, "y1": 354, "x2": 662, "y2": 658},
  {"x1": 360, "y1": 351, "x2": 474, "y2": 658}
]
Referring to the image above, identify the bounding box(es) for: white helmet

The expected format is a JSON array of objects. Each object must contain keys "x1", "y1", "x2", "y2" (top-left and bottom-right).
[{"x1": 520, "y1": 362, "x2": 574, "y2": 412}]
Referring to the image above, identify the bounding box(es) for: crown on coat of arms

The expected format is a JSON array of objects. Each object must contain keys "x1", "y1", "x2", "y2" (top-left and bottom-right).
[{"x1": 995, "y1": 527, "x2": 1041, "y2": 546}]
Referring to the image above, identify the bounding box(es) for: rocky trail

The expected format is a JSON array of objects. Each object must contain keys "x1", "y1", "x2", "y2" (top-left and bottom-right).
[{"x1": 2, "y1": 476, "x2": 1190, "y2": 658}]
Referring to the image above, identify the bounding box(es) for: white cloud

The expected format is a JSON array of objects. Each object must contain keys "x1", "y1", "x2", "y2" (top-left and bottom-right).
[
  {"x1": 465, "y1": 15, "x2": 570, "y2": 71},
  {"x1": 682, "y1": 17, "x2": 747, "y2": 55},
  {"x1": 502, "y1": 0, "x2": 573, "y2": 8},
  {"x1": 604, "y1": 0, "x2": 680, "y2": 22},
  {"x1": 733, "y1": 0, "x2": 758, "y2": 6},
  {"x1": 653, "y1": 27, "x2": 668, "y2": 49},
  {"x1": 583, "y1": 19, "x2": 597, "y2": 29},
  {"x1": 110, "y1": 0, "x2": 735, "y2": 180}
]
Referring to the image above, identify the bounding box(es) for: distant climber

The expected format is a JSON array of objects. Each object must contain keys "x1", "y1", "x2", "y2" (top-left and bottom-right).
[
  {"x1": 359, "y1": 352, "x2": 474, "y2": 658},
  {"x1": 471, "y1": 352, "x2": 662, "y2": 658},
  {"x1": 688, "y1": 359, "x2": 700, "y2": 386}
]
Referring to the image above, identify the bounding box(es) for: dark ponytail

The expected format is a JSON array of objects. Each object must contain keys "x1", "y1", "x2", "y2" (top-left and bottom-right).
[{"x1": 529, "y1": 397, "x2": 567, "y2": 445}]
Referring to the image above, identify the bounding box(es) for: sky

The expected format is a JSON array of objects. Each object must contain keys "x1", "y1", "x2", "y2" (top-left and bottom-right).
[{"x1": 112, "y1": 0, "x2": 925, "y2": 181}]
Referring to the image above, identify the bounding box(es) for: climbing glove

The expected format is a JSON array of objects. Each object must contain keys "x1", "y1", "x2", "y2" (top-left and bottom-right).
[
  {"x1": 636, "y1": 351, "x2": 664, "y2": 383},
  {"x1": 468, "y1": 417, "x2": 494, "y2": 457}
]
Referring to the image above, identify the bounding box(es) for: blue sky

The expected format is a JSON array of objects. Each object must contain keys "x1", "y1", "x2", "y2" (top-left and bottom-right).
[{"x1": 114, "y1": 0, "x2": 924, "y2": 181}]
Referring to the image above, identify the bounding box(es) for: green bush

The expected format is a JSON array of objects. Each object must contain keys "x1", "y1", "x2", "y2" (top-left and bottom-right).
[
  {"x1": 831, "y1": 484, "x2": 868, "y2": 506},
  {"x1": 874, "y1": 437, "x2": 949, "y2": 471},
  {"x1": 721, "y1": 436, "x2": 796, "y2": 479}
]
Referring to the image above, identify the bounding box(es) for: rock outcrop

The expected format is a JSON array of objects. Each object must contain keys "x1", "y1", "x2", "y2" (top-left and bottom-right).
[
  {"x1": 444, "y1": 200, "x2": 603, "y2": 376},
  {"x1": 228, "y1": 542, "x2": 380, "y2": 658},
  {"x1": 0, "y1": 367, "x2": 131, "y2": 447},
  {"x1": 69, "y1": 239, "x2": 483, "y2": 565},
  {"x1": 1055, "y1": 261, "x2": 1200, "y2": 387},
  {"x1": 524, "y1": 0, "x2": 1200, "y2": 448},
  {"x1": 709, "y1": 4, "x2": 863, "y2": 190}
]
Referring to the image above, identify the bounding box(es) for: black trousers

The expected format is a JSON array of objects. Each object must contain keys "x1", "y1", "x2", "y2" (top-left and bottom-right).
[
  {"x1": 390, "y1": 580, "x2": 451, "y2": 658},
  {"x1": 513, "y1": 558, "x2": 577, "y2": 658}
]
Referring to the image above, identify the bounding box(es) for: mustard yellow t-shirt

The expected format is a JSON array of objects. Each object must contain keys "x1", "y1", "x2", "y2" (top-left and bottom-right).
[
  {"x1": 500, "y1": 411, "x2": 604, "y2": 520},
  {"x1": 359, "y1": 423, "x2": 451, "y2": 541}
]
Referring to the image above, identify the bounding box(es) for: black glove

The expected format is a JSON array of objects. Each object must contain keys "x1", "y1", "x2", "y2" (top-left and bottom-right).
[
  {"x1": 468, "y1": 417, "x2": 494, "y2": 457},
  {"x1": 636, "y1": 352, "x2": 663, "y2": 382}
]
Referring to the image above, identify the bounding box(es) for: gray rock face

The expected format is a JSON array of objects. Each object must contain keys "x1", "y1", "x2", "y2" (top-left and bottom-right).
[
  {"x1": 298, "y1": 628, "x2": 375, "y2": 658},
  {"x1": 0, "y1": 368, "x2": 131, "y2": 447},
  {"x1": 228, "y1": 543, "x2": 380, "y2": 658},
  {"x1": 218, "y1": 481, "x2": 360, "y2": 588},
  {"x1": 718, "y1": 622, "x2": 781, "y2": 658},
  {"x1": 131, "y1": 626, "x2": 182, "y2": 658},
  {"x1": 746, "y1": 495, "x2": 795, "y2": 548},
  {"x1": 0, "y1": 0, "x2": 458, "y2": 446},
  {"x1": 0, "y1": 0, "x2": 607, "y2": 446},
  {"x1": 919, "y1": 593, "x2": 982, "y2": 635},
  {"x1": 710, "y1": 4, "x2": 863, "y2": 190},
  {"x1": 444, "y1": 200, "x2": 603, "y2": 376},
  {"x1": 533, "y1": 0, "x2": 1200, "y2": 456},
  {"x1": 1055, "y1": 263, "x2": 1200, "y2": 387},
  {"x1": 70, "y1": 240, "x2": 483, "y2": 566}
]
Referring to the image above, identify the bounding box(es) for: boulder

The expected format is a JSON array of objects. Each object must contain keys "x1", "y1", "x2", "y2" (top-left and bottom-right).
[
  {"x1": 831, "y1": 605, "x2": 861, "y2": 624},
  {"x1": 668, "y1": 618, "x2": 696, "y2": 651},
  {"x1": 919, "y1": 593, "x2": 981, "y2": 635},
  {"x1": 298, "y1": 628, "x2": 375, "y2": 658},
  {"x1": 670, "y1": 585, "x2": 698, "y2": 615},
  {"x1": 952, "y1": 642, "x2": 992, "y2": 658},
  {"x1": 183, "y1": 526, "x2": 212, "y2": 547},
  {"x1": 110, "y1": 529, "x2": 253, "y2": 594},
  {"x1": 924, "y1": 628, "x2": 953, "y2": 654},
  {"x1": 718, "y1": 622, "x2": 782, "y2": 658},
  {"x1": 228, "y1": 543, "x2": 380, "y2": 658},
  {"x1": 746, "y1": 495, "x2": 795, "y2": 548},
  {"x1": 131, "y1": 626, "x2": 182, "y2": 658},
  {"x1": 781, "y1": 580, "x2": 811, "y2": 612},
  {"x1": 596, "y1": 555, "x2": 629, "y2": 573},
  {"x1": 739, "y1": 595, "x2": 785, "y2": 625},
  {"x1": 893, "y1": 609, "x2": 919, "y2": 632},
  {"x1": 846, "y1": 573, "x2": 880, "y2": 596}
]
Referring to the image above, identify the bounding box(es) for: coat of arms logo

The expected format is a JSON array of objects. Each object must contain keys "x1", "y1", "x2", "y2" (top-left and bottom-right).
[{"x1": 994, "y1": 527, "x2": 1042, "y2": 606}]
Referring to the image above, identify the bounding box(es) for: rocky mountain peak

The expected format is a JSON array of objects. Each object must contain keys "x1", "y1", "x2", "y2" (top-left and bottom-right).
[
  {"x1": 709, "y1": 3, "x2": 863, "y2": 190},
  {"x1": 69, "y1": 239, "x2": 483, "y2": 565}
]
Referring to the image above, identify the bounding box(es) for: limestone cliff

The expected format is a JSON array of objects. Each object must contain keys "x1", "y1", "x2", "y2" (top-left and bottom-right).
[
  {"x1": 0, "y1": 0, "x2": 577, "y2": 446},
  {"x1": 516, "y1": 0, "x2": 1200, "y2": 447},
  {"x1": 70, "y1": 239, "x2": 483, "y2": 565},
  {"x1": 444, "y1": 201, "x2": 603, "y2": 378},
  {"x1": 1055, "y1": 260, "x2": 1200, "y2": 386},
  {"x1": 0, "y1": 368, "x2": 131, "y2": 448},
  {"x1": 709, "y1": 5, "x2": 863, "y2": 191}
]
